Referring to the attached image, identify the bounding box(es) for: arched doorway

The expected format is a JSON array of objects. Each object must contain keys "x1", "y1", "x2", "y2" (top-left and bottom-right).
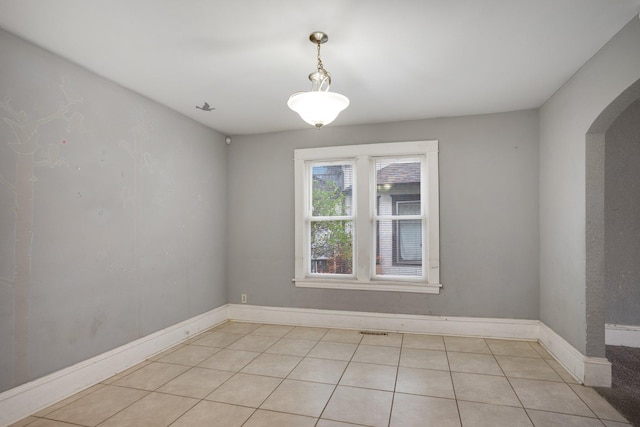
[{"x1": 585, "y1": 78, "x2": 640, "y2": 360}]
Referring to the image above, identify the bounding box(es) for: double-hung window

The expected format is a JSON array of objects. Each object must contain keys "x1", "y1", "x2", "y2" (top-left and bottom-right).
[{"x1": 294, "y1": 140, "x2": 440, "y2": 293}]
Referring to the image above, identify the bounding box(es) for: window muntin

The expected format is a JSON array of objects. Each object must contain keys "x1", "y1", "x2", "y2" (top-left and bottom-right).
[{"x1": 294, "y1": 141, "x2": 440, "y2": 294}]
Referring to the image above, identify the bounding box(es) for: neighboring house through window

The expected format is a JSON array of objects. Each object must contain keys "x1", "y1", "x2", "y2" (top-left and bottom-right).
[{"x1": 294, "y1": 140, "x2": 440, "y2": 293}]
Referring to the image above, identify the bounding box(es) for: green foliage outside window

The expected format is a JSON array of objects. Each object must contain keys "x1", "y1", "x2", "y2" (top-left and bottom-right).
[{"x1": 311, "y1": 179, "x2": 353, "y2": 274}]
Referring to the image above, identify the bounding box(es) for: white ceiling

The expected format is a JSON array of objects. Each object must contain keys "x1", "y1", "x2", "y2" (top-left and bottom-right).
[{"x1": 1, "y1": 0, "x2": 640, "y2": 136}]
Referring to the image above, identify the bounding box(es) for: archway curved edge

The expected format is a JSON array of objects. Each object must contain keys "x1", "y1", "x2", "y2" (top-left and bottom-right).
[{"x1": 585, "y1": 77, "x2": 640, "y2": 364}]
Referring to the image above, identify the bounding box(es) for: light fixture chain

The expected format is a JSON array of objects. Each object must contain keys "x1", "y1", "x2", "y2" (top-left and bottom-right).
[{"x1": 316, "y1": 42, "x2": 325, "y2": 73}]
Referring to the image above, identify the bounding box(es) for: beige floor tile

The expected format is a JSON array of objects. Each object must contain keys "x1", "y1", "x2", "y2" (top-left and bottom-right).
[
  {"x1": 323, "y1": 385, "x2": 393, "y2": 427},
  {"x1": 400, "y1": 348, "x2": 449, "y2": 371},
  {"x1": 34, "y1": 384, "x2": 106, "y2": 416},
  {"x1": 444, "y1": 336, "x2": 492, "y2": 354},
  {"x1": 250, "y1": 324, "x2": 294, "y2": 337},
  {"x1": 157, "y1": 367, "x2": 233, "y2": 398},
  {"x1": 112, "y1": 362, "x2": 189, "y2": 390},
  {"x1": 98, "y1": 392, "x2": 197, "y2": 427},
  {"x1": 46, "y1": 385, "x2": 148, "y2": 426},
  {"x1": 510, "y1": 378, "x2": 595, "y2": 417},
  {"x1": 191, "y1": 332, "x2": 244, "y2": 348},
  {"x1": 16, "y1": 324, "x2": 630, "y2": 427},
  {"x1": 148, "y1": 344, "x2": 184, "y2": 361},
  {"x1": 216, "y1": 322, "x2": 262, "y2": 334},
  {"x1": 288, "y1": 357, "x2": 348, "y2": 384},
  {"x1": 317, "y1": 420, "x2": 366, "y2": 427},
  {"x1": 170, "y1": 400, "x2": 254, "y2": 427},
  {"x1": 544, "y1": 359, "x2": 580, "y2": 383},
  {"x1": 339, "y1": 362, "x2": 397, "y2": 391},
  {"x1": 486, "y1": 339, "x2": 540, "y2": 358},
  {"x1": 451, "y1": 372, "x2": 521, "y2": 407},
  {"x1": 197, "y1": 348, "x2": 260, "y2": 372},
  {"x1": 390, "y1": 393, "x2": 461, "y2": 427},
  {"x1": 360, "y1": 332, "x2": 403, "y2": 347},
  {"x1": 240, "y1": 353, "x2": 302, "y2": 378},
  {"x1": 14, "y1": 419, "x2": 80, "y2": 427},
  {"x1": 448, "y1": 351, "x2": 503, "y2": 376},
  {"x1": 101, "y1": 360, "x2": 151, "y2": 384},
  {"x1": 8, "y1": 416, "x2": 38, "y2": 427},
  {"x1": 529, "y1": 342, "x2": 554, "y2": 359},
  {"x1": 322, "y1": 329, "x2": 364, "y2": 344},
  {"x1": 526, "y1": 409, "x2": 605, "y2": 426},
  {"x1": 284, "y1": 326, "x2": 329, "y2": 340},
  {"x1": 205, "y1": 373, "x2": 281, "y2": 407},
  {"x1": 602, "y1": 421, "x2": 633, "y2": 427},
  {"x1": 352, "y1": 344, "x2": 400, "y2": 366},
  {"x1": 208, "y1": 322, "x2": 230, "y2": 332},
  {"x1": 569, "y1": 384, "x2": 628, "y2": 422},
  {"x1": 307, "y1": 341, "x2": 358, "y2": 361},
  {"x1": 261, "y1": 379, "x2": 335, "y2": 417},
  {"x1": 496, "y1": 356, "x2": 562, "y2": 381},
  {"x1": 265, "y1": 338, "x2": 317, "y2": 356},
  {"x1": 396, "y1": 366, "x2": 455, "y2": 399},
  {"x1": 458, "y1": 401, "x2": 533, "y2": 427},
  {"x1": 403, "y1": 333, "x2": 446, "y2": 350},
  {"x1": 158, "y1": 344, "x2": 221, "y2": 366},
  {"x1": 243, "y1": 409, "x2": 317, "y2": 427},
  {"x1": 227, "y1": 334, "x2": 280, "y2": 352},
  {"x1": 183, "y1": 330, "x2": 212, "y2": 344}
]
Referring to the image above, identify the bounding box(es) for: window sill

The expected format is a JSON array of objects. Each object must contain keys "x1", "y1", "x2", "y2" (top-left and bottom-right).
[{"x1": 292, "y1": 278, "x2": 441, "y2": 294}]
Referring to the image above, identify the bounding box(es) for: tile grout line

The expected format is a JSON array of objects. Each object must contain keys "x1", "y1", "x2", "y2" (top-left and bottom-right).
[
  {"x1": 238, "y1": 325, "x2": 329, "y2": 425},
  {"x1": 444, "y1": 338, "x2": 464, "y2": 427},
  {"x1": 315, "y1": 330, "x2": 363, "y2": 426},
  {"x1": 173, "y1": 322, "x2": 263, "y2": 426},
  {"x1": 386, "y1": 332, "x2": 403, "y2": 427},
  {"x1": 238, "y1": 324, "x2": 298, "y2": 426},
  {"x1": 488, "y1": 338, "x2": 538, "y2": 427},
  {"x1": 101, "y1": 324, "x2": 244, "y2": 427}
]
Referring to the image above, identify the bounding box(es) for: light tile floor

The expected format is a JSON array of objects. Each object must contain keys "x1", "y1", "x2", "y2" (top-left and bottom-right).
[{"x1": 11, "y1": 322, "x2": 630, "y2": 427}]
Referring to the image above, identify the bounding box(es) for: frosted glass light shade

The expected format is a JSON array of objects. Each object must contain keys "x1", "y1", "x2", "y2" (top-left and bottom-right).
[{"x1": 288, "y1": 91, "x2": 349, "y2": 128}]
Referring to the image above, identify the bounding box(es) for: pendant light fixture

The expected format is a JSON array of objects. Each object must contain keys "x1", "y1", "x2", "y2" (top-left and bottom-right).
[{"x1": 288, "y1": 32, "x2": 349, "y2": 128}]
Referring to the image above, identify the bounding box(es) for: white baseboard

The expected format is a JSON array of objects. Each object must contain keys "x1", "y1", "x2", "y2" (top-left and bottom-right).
[
  {"x1": 1, "y1": 303, "x2": 614, "y2": 425},
  {"x1": 0, "y1": 305, "x2": 228, "y2": 427},
  {"x1": 605, "y1": 323, "x2": 640, "y2": 347},
  {"x1": 229, "y1": 304, "x2": 610, "y2": 387},
  {"x1": 538, "y1": 323, "x2": 610, "y2": 387},
  {"x1": 228, "y1": 304, "x2": 541, "y2": 340}
]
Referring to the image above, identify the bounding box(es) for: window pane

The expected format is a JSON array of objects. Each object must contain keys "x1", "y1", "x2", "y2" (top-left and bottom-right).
[
  {"x1": 311, "y1": 220, "x2": 353, "y2": 274},
  {"x1": 312, "y1": 164, "x2": 353, "y2": 216},
  {"x1": 397, "y1": 200, "x2": 420, "y2": 215},
  {"x1": 398, "y1": 218, "x2": 422, "y2": 262},
  {"x1": 375, "y1": 159, "x2": 423, "y2": 277},
  {"x1": 396, "y1": 201, "x2": 421, "y2": 262},
  {"x1": 376, "y1": 219, "x2": 423, "y2": 277},
  {"x1": 375, "y1": 160, "x2": 420, "y2": 216}
]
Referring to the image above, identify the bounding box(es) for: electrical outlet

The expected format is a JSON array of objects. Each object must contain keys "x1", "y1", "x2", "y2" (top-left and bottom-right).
[{"x1": 241, "y1": 294, "x2": 247, "y2": 304}]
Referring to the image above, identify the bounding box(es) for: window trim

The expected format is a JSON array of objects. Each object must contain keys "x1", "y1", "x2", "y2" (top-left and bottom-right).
[{"x1": 293, "y1": 140, "x2": 440, "y2": 294}]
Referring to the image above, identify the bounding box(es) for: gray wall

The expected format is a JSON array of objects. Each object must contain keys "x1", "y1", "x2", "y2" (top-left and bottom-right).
[
  {"x1": 539, "y1": 17, "x2": 640, "y2": 356},
  {"x1": 605, "y1": 99, "x2": 640, "y2": 326},
  {"x1": 228, "y1": 110, "x2": 540, "y2": 319},
  {"x1": 0, "y1": 29, "x2": 227, "y2": 393}
]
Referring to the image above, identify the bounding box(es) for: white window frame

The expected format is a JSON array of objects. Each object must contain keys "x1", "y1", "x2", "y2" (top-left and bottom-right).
[{"x1": 293, "y1": 140, "x2": 441, "y2": 294}]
